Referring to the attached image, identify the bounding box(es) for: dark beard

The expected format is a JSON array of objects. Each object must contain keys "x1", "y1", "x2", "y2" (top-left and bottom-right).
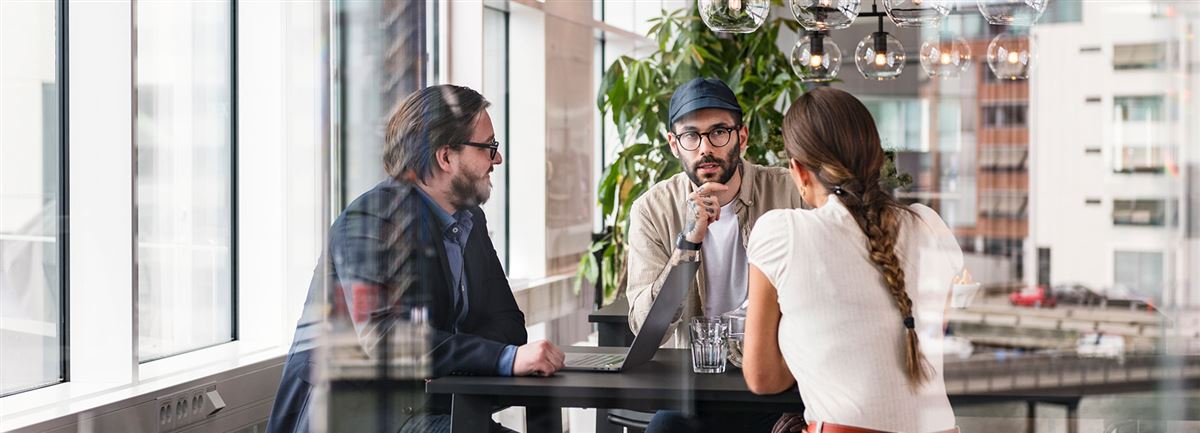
[
  {"x1": 684, "y1": 141, "x2": 742, "y2": 187},
  {"x1": 450, "y1": 169, "x2": 491, "y2": 209}
]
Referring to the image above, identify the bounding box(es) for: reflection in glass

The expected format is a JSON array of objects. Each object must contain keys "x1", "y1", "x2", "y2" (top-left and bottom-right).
[
  {"x1": 976, "y1": 0, "x2": 1047, "y2": 26},
  {"x1": 790, "y1": 0, "x2": 861, "y2": 31},
  {"x1": 135, "y1": 0, "x2": 234, "y2": 361},
  {"x1": 0, "y1": 0, "x2": 63, "y2": 396},
  {"x1": 919, "y1": 33, "x2": 971, "y2": 78},
  {"x1": 698, "y1": 0, "x2": 770, "y2": 33},
  {"x1": 883, "y1": 0, "x2": 950, "y2": 27}
]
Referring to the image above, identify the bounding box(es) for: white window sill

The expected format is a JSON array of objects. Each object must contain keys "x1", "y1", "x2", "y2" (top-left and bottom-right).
[{"x1": 0, "y1": 341, "x2": 287, "y2": 431}]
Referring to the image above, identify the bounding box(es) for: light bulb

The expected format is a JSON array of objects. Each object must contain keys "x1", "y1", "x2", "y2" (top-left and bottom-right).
[
  {"x1": 729, "y1": 0, "x2": 742, "y2": 11},
  {"x1": 919, "y1": 32, "x2": 970, "y2": 78},
  {"x1": 987, "y1": 32, "x2": 1033, "y2": 80},
  {"x1": 793, "y1": 32, "x2": 841, "y2": 82},
  {"x1": 819, "y1": 0, "x2": 831, "y2": 7},
  {"x1": 856, "y1": 30, "x2": 904, "y2": 80}
]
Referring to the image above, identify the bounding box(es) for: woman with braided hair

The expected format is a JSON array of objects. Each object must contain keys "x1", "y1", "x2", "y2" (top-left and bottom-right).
[{"x1": 742, "y1": 87, "x2": 964, "y2": 433}]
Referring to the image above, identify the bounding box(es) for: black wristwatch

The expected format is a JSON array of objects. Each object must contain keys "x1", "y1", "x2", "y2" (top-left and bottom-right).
[{"x1": 676, "y1": 233, "x2": 702, "y2": 251}]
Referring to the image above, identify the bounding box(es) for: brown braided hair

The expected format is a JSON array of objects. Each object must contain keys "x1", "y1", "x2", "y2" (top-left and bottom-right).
[{"x1": 782, "y1": 87, "x2": 931, "y2": 387}]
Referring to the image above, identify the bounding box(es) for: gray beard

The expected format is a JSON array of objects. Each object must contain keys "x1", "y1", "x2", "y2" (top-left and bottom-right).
[{"x1": 450, "y1": 170, "x2": 490, "y2": 210}]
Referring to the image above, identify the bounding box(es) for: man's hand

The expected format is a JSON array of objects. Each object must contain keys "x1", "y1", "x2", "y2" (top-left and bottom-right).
[
  {"x1": 512, "y1": 340, "x2": 565, "y2": 377},
  {"x1": 771, "y1": 413, "x2": 806, "y2": 433},
  {"x1": 683, "y1": 182, "x2": 729, "y2": 244}
]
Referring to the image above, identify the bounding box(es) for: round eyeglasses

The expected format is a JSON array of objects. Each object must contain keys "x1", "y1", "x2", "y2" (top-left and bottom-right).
[
  {"x1": 673, "y1": 126, "x2": 740, "y2": 151},
  {"x1": 461, "y1": 139, "x2": 501, "y2": 160}
]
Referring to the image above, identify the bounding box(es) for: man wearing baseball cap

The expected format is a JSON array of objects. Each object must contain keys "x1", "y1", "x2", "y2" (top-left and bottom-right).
[{"x1": 625, "y1": 77, "x2": 805, "y2": 432}]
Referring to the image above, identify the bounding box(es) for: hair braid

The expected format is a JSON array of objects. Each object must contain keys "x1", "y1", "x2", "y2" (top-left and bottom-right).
[{"x1": 784, "y1": 87, "x2": 932, "y2": 387}]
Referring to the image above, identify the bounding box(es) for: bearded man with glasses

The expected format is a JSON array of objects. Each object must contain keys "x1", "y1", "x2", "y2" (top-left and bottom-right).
[{"x1": 624, "y1": 78, "x2": 806, "y2": 433}]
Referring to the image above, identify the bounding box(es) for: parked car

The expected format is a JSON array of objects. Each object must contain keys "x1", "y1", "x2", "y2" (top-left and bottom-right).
[
  {"x1": 1101, "y1": 284, "x2": 1157, "y2": 311},
  {"x1": 1054, "y1": 283, "x2": 1105, "y2": 306},
  {"x1": 1009, "y1": 285, "x2": 1056, "y2": 308},
  {"x1": 1077, "y1": 332, "x2": 1125, "y2": 359}
]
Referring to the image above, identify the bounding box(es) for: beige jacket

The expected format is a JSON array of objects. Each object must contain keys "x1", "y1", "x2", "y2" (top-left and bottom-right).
[{"x1": 626, "y1": 162, "x2": 806, "y2": 345}]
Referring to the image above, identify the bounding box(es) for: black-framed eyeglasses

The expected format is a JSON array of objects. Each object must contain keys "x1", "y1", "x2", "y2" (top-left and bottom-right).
[
  {"x1": 461, "y1": 139, "x2": 501, "y2": 160},
  {"x1": 673, "y1": 125, "x2": 740, "y2": 151}
]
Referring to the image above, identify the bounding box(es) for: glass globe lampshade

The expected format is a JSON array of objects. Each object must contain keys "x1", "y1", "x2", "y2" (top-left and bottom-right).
[
  {"x1": 919, "y1": 33, "x2": 971, "y2": 78},
  {"x1": 986, "y1": 32, "x2": 1033, "y2": 80},
  {"x1": 699, "y1": 0, "x2": 771, "y2": 33},
  {"x1": 790, "y1": 0, "x2": 862, "y2": 31},
  {"x1": 977, "y1": 0, "x2": 1048, "y2": 26},
  {"x1": 855, "y1": 31, "x2": 905, "y2": 80},
  {"x1": 883, "y1": 0, "x2": 950, "y2": 27},
  {"x1": 791, "y1": 32, "x2": 842, "y2": 83}
]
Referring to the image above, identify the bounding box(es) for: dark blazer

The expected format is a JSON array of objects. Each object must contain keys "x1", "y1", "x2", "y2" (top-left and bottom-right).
[{"x1": 266, "y1": 178, "x2": 527, "y2": 433}]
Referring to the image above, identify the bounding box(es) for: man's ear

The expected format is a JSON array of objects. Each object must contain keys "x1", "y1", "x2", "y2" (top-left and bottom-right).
[
  {"x1": 738, "y1": 124, "x2": 749, "y2": 145},
  {"x1": 434, "y1": 145, "x2": 455, "y2": 173},
  {"x1": 667, "y1": 133, "x2": 681, "y2": 159}
]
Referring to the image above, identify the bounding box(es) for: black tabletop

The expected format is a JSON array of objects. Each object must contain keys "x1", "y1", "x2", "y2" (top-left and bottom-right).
[
  {"x1": 427, "y1": 346, "x2": 803, "y2": 412},
  {"x1": 588, "y1": 297, "x2": 631, "y2": 324}
]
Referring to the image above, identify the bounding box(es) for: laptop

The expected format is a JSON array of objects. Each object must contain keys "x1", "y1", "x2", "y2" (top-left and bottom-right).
[{"x1": 562, "y1": 260, "x2": 698, "y2": 372}]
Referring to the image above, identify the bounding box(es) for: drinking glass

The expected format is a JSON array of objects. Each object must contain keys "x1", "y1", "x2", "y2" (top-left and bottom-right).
[{"x1": 690, "y1": 317, "x2": 728, "y2": 374}]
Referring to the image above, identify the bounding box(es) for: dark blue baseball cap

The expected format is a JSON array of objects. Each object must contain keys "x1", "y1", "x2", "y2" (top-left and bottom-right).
[{"x1": 668, "y1": 78, "x2": 743, "y2": 128}]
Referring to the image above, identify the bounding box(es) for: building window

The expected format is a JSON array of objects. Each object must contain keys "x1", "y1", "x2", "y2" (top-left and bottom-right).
[
  {"x1": 1112, "y1": 199, "x2": 1169, "y2": 226},
  {"x1": 979, "y1": 146, "x2": 1027, "y2": 172},
  {"x1": 1113, "y1": 95, "x2": 1165, "y2": 122},
  {"x1": 863, "y1": 98, "x2": 926, "y2": 151},
  {"x1": 481, "y1": 4, "x2": 509, "y2": 269},
  {"x1": 981, "y1": 104, "x2": 1027, "y2": 128},
  {"x1": 1113, "y1": 43, "x2": 1166, "y2": 71},
  {"x1": 0, "y1": 0, "x2": 65, "y2": 396},
  {"x1": 1112, "y1": 145, "x2": 1172, "y2": 173},
  {"x1": 135, "y1": 0, "x2": 235, "y2": 361},
  {"x1": 1113, "y1": 251, "x2": 1164, "y2": 298},
  {"x1": 979, "y1": 192, "x2": 1028, "y2": 219}
]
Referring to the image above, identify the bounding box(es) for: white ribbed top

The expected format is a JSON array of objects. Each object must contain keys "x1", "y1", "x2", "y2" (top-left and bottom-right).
[{"x1": 747, "y1": 195, "x2": 963, "y2": 433}]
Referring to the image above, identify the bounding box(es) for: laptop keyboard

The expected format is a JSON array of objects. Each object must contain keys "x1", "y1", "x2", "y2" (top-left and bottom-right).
[{"x1": 566, "y1": 353, "x2": 625, "y2": 368}]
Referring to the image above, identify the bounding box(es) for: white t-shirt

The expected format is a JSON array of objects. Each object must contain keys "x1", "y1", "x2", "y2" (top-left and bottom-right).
[
  {"x1": 747, "y1": 195, "x2": 963, "y2": 433},
  {"x1": 701, "y1": 200, "x2": 747, "y2": 318}
]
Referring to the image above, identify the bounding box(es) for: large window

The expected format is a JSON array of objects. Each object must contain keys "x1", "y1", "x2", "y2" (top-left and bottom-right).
[
  {"x1": 0, "y1": 0, "x2": 64, "y2": 396},
  {"x1": 135, "y1": 0, "x2": 235, "y2": 361},
  {"x1": 1114, "y1": 250, "x2": 1164, "y2": 299},
  {"x1": 978, "y1": 146, "x2": 1028, "y2": 172},
  {"x1": 1113, "y1": 43, "x2": 1166, "y2": 71},
  {"x1": 481, "y1": 4, "x2": 509, "y2": 268},
  {"x1": 1113, "y1": 95, "x2": 1166, "y2": 122},
  {"x1": 981, "y1": 104, "x2": 1027, "y2": 128},
  {"x1": 1113, "y1": 199, "x2": 1169, "y2": 227}
]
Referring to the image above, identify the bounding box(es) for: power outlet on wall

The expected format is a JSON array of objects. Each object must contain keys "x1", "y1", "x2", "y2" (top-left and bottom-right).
[{"x1": 156, "y1": 383, "x2": 223, "y2": 433}]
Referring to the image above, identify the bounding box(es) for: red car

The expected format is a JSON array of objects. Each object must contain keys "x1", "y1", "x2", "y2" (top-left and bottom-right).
[{"x1": 1010, "y1": 285, "x2": 1056, "y2": 308}]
